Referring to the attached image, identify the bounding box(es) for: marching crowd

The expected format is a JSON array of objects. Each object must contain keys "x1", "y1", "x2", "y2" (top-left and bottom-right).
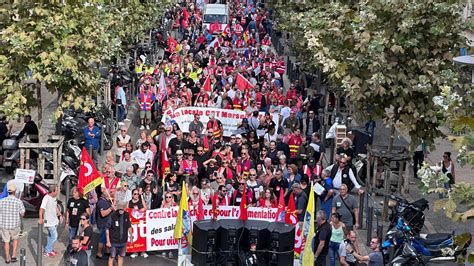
[{"x1": 0, "y1": 1, "x2": 385, "y2": 266}]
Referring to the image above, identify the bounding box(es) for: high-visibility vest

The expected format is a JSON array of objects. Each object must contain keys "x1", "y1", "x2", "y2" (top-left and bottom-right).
[
  {"x1": 240, "y1": 159, "x2": 251, "y2": 179},
  {"x1": 232, "y1": 98, "x2": 242, "y2": 110},
  {"x1": 288, "y1": 136, "x2": 302, "y2": 158},
  {"x1": 256, "y1": 92, "x2": 263, "y2": 109},
  {"x1": 208, "y1": 120, "x2": 222, "y2": 139},
  {"x1": 140, "y1": 91, "x2": 153, "y2": 111}
]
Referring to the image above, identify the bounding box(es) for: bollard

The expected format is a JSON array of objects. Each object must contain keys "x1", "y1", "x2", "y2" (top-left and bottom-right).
[
  {"x1": 37, "y1": 221, "x2": 44, "y2": 266},
  {"x1": 366, "y1": 207, "x2": 374, "y2": 246},
  {"x1": 100, "y1": 125, "x2": 105, "y2": 155},
  {"x1": 20, "y1": 248, "x2": 26, "y2": 266},
  {"x1": 65, "y1": 176, "x2": 70, "y2": 203},
  {"x1": 358, "y1": 193, "x2": 365, "y2": 229}
]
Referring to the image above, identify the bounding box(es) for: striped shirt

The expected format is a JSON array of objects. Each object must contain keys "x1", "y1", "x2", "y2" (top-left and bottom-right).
[{"x1": 0, "y1": 195, "x2": 25, "y2": 229}]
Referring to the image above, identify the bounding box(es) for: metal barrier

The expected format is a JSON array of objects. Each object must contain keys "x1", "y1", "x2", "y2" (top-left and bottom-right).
[{"x1": 363, "y1": 192, "x2": 384, "y2": 246}]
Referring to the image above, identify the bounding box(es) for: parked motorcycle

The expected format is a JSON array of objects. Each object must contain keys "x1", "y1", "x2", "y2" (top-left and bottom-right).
[
  {"x1": 388, "y1": 195, "x2": 429, "y2": 235},
  {"x1": 2, "y1": 131, "x2": 21, "y2": 174},
  {"x1": 22, "y1": 174, "x2": 64, "y2": 218},
  {"x1": 390, "y1": 218, "x2": 471, "y2": 265}
]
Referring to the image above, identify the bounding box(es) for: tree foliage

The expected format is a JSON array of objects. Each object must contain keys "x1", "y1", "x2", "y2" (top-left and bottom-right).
[
  {"x1": 271, "y1": 0, "x2": 469, "y2": 147},
  {"x1": 0, "y1": 1, "x2": 172, "y2": 118}
]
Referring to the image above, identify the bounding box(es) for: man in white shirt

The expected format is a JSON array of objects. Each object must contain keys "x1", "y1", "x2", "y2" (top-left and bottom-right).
[
  {"x1": 39, "y1": 185, "x2": 62, "y2": 257},
  {"x1": 330, "y1": 157, "x2": 363, "y2": 195},
  {"x1": 131, "y1": 142, "x2": 154, "y2": 169}
]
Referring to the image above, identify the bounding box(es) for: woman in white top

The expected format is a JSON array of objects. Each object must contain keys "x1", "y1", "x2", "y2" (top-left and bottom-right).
[{"x1": 439, "y1": 151, "x2": 455, "y2": 188}]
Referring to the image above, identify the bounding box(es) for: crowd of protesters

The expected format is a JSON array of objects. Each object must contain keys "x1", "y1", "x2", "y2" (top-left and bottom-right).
[{"x1": 53, "y1": 0, "x2": 383, "y2": 265}]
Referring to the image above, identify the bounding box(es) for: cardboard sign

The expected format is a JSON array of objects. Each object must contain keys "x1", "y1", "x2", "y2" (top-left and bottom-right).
[{"x1": 14, "y1": 169, "x2": 36, "y2": 184}]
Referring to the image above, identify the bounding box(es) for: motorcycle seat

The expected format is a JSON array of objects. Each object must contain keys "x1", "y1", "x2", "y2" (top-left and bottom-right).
[{"x1": 420, "y1": 233, "x2": 451, "y2": 245}]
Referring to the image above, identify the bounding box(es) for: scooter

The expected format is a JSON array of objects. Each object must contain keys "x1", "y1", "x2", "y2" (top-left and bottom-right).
[
  {"x1": 2, "y1": 131, "x2": 21, "y2": 174},
  {"x1": 390, "y1": 219, "x2": 471, "y2": 265},
  {"x1": 21, "y1": 174, "x2": 64, "y2": 218}
]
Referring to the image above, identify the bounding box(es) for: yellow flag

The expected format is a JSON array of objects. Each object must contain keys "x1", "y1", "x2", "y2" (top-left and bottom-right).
[
  {"x1": 173, "y1": 181, "x2": 190, "y2": 240},
  {"x1": 301, "y1": 182, "x2": 315, "y2": 264}
]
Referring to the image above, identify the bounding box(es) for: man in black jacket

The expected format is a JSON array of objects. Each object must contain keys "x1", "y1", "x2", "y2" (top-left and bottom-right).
[
  {"x1": 16, "y1": 115, "x2": 38, "y2": 143},
  {"x1": 106, "y1": 203, "x2": 132, "y2": 266},
  {"x1": 66, "y1": 236, "x2": 88, "y2": 266}
]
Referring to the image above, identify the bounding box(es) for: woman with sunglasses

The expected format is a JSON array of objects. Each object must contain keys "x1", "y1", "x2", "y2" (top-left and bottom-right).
[
  {"x1": 128, "y1": 189, "x2": 148, "y2": 259},
  {"x1": 165, "y1": 173, "x2": 181, "y2": 202},
  {"x1": 258, "y1": 188, "x2": 277, "y2": 208},
  {"x1": 161, "y1": 192, "x2": 177, "y2": 208},
  {"x1": 78, "y1": 212, "x2": 93, "y2": 260}
]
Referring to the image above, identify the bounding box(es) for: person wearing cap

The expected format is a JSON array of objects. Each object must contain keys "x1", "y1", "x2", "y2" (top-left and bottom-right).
[
  {"x1": 0, "y1": 184, "x2": 25, "y2": 264},
  {"x1": 106, "y1": 202, "x2": 132, "y2": 266}
]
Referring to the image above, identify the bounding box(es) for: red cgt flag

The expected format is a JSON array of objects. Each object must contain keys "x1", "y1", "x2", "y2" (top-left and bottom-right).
[
  {"x1": 275, "y1": 188, "x2": 286, "y2": 222},
  {"x1": 222, "y1": 24, "x2": 231, "y2": 37},
  {"x1": 161, "y1": 136, "x2": 170, "y2": 187},
  {"x1": 285, "y1": 192, "x2": 298, "y2": 225},
  {"x1": 196, "y1": 195, "x2": 204, "y2": 221},
  {"x1": 236, "y1": 73, "x2": 253, "y2": 91},
  {"x1": 167, "y1": 37, "x2": 178, "y2": 53},
  {"x1": 209, "y1": 21, "x2": 221, "y2": 34},
  {"x1": 77, "y1": 147, "x2": 103, "y2": 194},
  {"x1": 203, "y1": 74, "x2": 212, "y2": 92},
  {"x1": 239, "y1": 185, "x2": 248, "y2": 221},
  {"x1": 211, "y1": 193, "x2": 219, "y2": 220}
]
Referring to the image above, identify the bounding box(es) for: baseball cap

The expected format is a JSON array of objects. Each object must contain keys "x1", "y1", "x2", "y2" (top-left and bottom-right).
[
  {"x1": 236, "y1": 134, "x2": 242, "y2": 139},
  {"x1": 7, "y1": 183, "x2": 16, "y2": 192}
]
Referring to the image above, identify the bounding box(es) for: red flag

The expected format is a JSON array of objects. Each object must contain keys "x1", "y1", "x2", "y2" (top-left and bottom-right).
[
  {"x1": 239, "y1": 185, "x2": 248, "y2": 221},
  {"x1": 315, "y1": 164, "x2": 322, "y2": 177},
  {"x1": 222, "y1": 24, "x2": 231, "y2": 37},
  {"x1": 236, "y1": 73, "x2": 253, "y2": 91},
  {"x1": 303, "y1": 165, "x2": 312, "y2": 179},
  {"x1": 203, "y1": 75, "x2": 211, "y2": 92},
  {"x1": 161, "y1": 136, "x2": 170, "y2": 186},
  {"x1": 196, "y1": 196, "x2": 204, "y2": 221},
  {"x1": 211, "y1": 193, "x2": 219, "y2": 220},
  {"x1": 275, "y1": 188, "x2": 286, "y2": 222},
  {"x1": 167, "y1": 37, "x2": 178, "y2": 53},
  {"x1": 209, "y1": 21, "x2": 221, "y2": 34},
  {"x1": 285, "y1": 192, "x2": 297, "y2": 225},
  {"x1": 77, "y1": 147, "x2": 103, "y2": 194}
]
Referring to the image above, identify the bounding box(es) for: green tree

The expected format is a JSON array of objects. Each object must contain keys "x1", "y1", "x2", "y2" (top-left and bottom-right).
[
  {"x1": 271, "y1": 0, "x2": 468, "y2": 147},
  {"x1": 0, "y1": 1, "x2": 171, "y2": 128}
]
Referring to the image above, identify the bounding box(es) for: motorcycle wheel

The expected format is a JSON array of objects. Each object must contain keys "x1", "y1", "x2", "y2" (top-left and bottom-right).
[{"x1": 103, "y1": 134, "x2": 113, "y2": 150}]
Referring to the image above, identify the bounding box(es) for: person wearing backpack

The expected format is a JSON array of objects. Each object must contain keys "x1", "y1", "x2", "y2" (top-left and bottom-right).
[{"x1": 331, "y1": 184, "x2": 359, "y2": 231}]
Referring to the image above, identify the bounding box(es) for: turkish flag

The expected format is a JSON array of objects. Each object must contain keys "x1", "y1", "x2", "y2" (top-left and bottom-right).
[
  {"x1": 77, "y1": 147, "x2": 103, "y2": 194},
  {"x1": 167, "y1": 37, "x2": 178, "y2": 53},
  {"x1": 236, "y1": 73, "x2": 253, "y2": 91},
  {"x1": 275, "y1": 188, "x2": 286, "y2": 222},
  {"x1": 209, "y1": 21, "x2": 221, "y2": 34},
  {"x1": 239, "y1": 185, "x2": 248, "y2": 221},
  {"x1": 196, "y1": 196, "x2": 204, "y2": 221},
  {"x1": 203, "y1": 75, "x2": 212, "y2": 92},
  {"x1": 285, "y1": 192, "x2": 298, "y2": 225}
]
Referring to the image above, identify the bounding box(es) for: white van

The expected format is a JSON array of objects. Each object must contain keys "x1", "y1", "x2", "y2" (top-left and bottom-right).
[{"x1": 202, "y1": 4, "x2": 229, "y2": 33}]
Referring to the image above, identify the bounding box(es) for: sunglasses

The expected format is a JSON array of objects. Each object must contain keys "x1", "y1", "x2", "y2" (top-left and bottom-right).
[
  {"x1": 166, "y1": 196, "x2": 172, "y2": 198},
  {"x1": 123, "y1": 185, "x2": 129, "y2": 187},
  {"x1": 121, "y1": 130, "x2": 127, "y2": 132},
  {"x1": 250, "y1": 174, "x2": 256, "y2": 177},
  {"x1": 222, "y1": 190, "x2": 228, "y2": 193},
  {"x1": 133, "y1": 193, "x2": 139, "y2": 195},
  {"x1": 239, "y1": 183, "x2": 245, "y2": 185},
  {"x1": 197, "y1": 150, "x2": 204, "y2": 152},
  {"x1": 193, "y1": 193, "x2": 199, "y2": 195},
  {"x1": 80, "y1": 218, "x2": 87, "y2": 220}
]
